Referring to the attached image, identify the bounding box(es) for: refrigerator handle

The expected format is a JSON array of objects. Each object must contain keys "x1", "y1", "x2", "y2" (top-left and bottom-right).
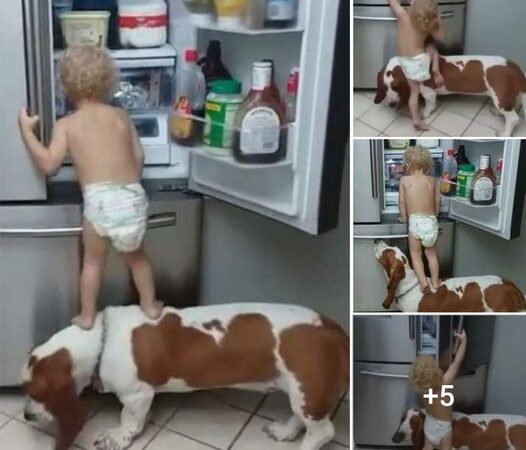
[
  {"x1": 370, "y1": 141, "x2": 379, "y2": 199},
  {"x1": 23, "y1": 0, "x2": 54, "y2": 144},
  {"x1": 409, "y1": 316, "x2": 416, "y2": 340},
  {"x1": 0, "y1": 213, "x2": 177, "y2": 237},
  {"x1": 359, "y1": 371, "x2": 409, "y2": 379}
]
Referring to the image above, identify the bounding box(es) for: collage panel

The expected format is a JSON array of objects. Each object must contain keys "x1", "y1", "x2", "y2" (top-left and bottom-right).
[
  {"x1": 353, "y1": 139, "x2": 526, "y2": 313},
  {"x1": 353, "y1": 315, "x2": 526, "y2": 449}
]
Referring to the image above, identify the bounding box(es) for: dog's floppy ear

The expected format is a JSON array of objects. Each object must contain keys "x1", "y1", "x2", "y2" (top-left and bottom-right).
[
  {"x1": 47, "y1": 374, "x2": 87, "y2": 450},
  {"x1": 374, "y1": 66, "x2": 387, "y2": 104},
  {"x1": 382, "y1": 262, "x2": 405, "y2": 309},
  {"x1": 411, "y1": 412, "x2": 425, "y2": 450}
]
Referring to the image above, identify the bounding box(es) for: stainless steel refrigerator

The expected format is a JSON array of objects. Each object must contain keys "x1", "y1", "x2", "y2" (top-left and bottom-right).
[
  {"x1": 354, "y1": 315, "x2": 495, "y2": 447},
  {"x1": 354, "y1": 0, "x2": 467, "y2": 89}
]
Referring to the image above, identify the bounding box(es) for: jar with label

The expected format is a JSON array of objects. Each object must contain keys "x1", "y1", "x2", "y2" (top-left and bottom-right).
[
  {"x1": 233, "y1": 62, "x2": 287, "y2": 164},
  {"x1": 470, "y1": 155, "x2": 496, "y2": 205},
  {"x1": 265, "y1": 0, "x2": 297, "y2": 28},
  {"x1": 203, "y1": 79, "x2": 243, "y2": 155},
  {"x1": 456, "y1": 164, "x2": 475, "y2": 199}
]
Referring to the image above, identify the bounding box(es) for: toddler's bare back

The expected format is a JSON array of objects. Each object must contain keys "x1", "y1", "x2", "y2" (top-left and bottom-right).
[
  {"x1": 396, "y1": 11, "x2": 428, "y2": 56},
  {"x1": 61, "y1": 103, "x2": 141, "y2": 187},
  {"x1": 421, "y1": 382, "x2": 453, "y2": 421},
  {"x1": 402, "y1": 174, "x2": 436, "y2": 216}
]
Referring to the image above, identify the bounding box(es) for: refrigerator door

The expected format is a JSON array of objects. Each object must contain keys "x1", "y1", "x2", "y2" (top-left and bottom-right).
[
  {"x1": 0, "y1": 0, "x2": 50, "y2": 201},
  {"x1": 188, "y1": 0, "x2": 348, "y2": 235},
  {"x1": 354, "y1": 316, "x2": 416, "y2": 363},
  {"x1": 354, "y1": 362, "x2": 418, "y2": 446},
  {"x1": 446, "y1": 140, "x2": 526, "y2": 240},
  {"x1": 353, "y1": 220, "x2": 455, "y2": 312},
  {"x1": 353, "y1": 139, "x2": 382, "y2": 223},
  {"x1": 0, "y1": 204, "x2": 81, "y2": 385}
]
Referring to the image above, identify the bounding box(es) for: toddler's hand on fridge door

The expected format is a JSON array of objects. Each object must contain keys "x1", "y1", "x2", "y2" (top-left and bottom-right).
[{"x1": 18, "y1": 107, "x2": 39, "y2": 133}]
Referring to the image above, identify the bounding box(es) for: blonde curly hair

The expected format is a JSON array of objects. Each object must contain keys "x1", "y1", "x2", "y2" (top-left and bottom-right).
[
  {"x1": 404, "y1": 146, "x2": 432, "y2": 173},
  {"x1": 58, "y1": 46, "x2": 116, "y2": 104},
  {"x1": 410, "y1": 0, "x2": 440, "y2": 34},
  {"x1": 410, "y1": 355, "x2": 443, "y2": 393}
]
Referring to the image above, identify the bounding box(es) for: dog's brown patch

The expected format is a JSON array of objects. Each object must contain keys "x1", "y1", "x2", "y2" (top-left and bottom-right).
[
  {"x1": 378, "y1": 249, "x2": 406, "y2": 309},
  {"x1": 418, "y1": 283, "x2": 484, "y2": 312},
  {"x1": 484, "y1": 279, "x2": 526, "y2": 312},
  {"x1": 486, "y1": 61, "x2": 526, "y2": 111},
  {"x1": 23, "y1": 349, "x2": 86, "y2": 450},
  {"x1": 409, "y1": 412, "x2": 425, "y2": 450},
  {"x1": 133, "y1": 313, "x2": 279, "y2": 388},
  {"x1": 279, "y1": 318, "x2": 349, "y2": 420},
  {"x1": 509, "y1": 424, "x2": 526, "y2": 450},
  {"x1": 423, "y1": 58, "x2": 486, "y2": 93},
  {"x1": 452, "y1": 418, "x2": 508, "y2": 450}
]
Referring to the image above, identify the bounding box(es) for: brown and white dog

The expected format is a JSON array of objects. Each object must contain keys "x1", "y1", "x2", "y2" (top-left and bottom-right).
[
  {"x1": 21, "y1": 304, "x2": 349, "y2": 450},
  {"x1": 374, "y1": 241, "x2": 526, "y2": 312},
  {"x1": 392, "y1": 408, "x2": 526, "y2": 450},
  {"x1": 374, "y1": 55, "x2": 526, "y2": 137}
]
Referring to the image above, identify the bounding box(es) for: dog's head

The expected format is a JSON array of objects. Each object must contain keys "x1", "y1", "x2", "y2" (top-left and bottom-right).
[
  {"x1": 392, "y1": 408, "x2": 426, "y2": 450},
  {"x1": 374, "y1": 63, "x2": 411, "y2": 109},
  {"x1": 374, "y1": 241, "x2": 411, "y2": 309}
]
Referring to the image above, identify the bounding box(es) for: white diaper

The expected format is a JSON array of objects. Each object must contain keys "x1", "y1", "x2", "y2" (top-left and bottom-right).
[
  {"x1": 409, "y1": 214, "x2": 439, "y2": 248},
  {"x1": 83, "y1": 182, "x2": 148, "y2": 253},
  {"x1": 423, "y1": 415, "x2": 452, "y2": 447},
  {"x1": 399, "y1": 53, "x2": 431, "y2": 82}
]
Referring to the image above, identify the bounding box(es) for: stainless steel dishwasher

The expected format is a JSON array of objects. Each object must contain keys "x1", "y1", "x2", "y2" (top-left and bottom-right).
[
  {"x1": 354, "y1": 0, "x2": 467, "y2": 89},
  {"x1": 0, "y1": 182, "x2": 202, "y2": 386}
]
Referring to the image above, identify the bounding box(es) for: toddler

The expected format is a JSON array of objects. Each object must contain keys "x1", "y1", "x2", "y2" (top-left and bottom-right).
[
  {"x1": 410, "y1": 330, "x2": 467, "y2": 450},
  {"x1": 18, "y1": 46, "x2": 163, "y2": 329},
  {"x1": 399, "y1": 147, "x2": 440, "y2": 293},
  {"x1": 387, "y1": 0, "x2": 445, "y2": 130}
]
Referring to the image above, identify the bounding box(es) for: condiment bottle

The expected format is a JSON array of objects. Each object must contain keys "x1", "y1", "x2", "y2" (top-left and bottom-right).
[
  {"x1": 470, "y1": 154, "x2": 496, "y2": 205},
  {"x1": 199, "y1": 40, "x2": 232, "y2": 91},
  {"x1": 455, "y1": 144, "x2": 470, "y2": 166},
  {"x1": 456, "y1": 164, "x2": 475, "y2": 199},
  {"x1": 233, "y1": 61, "x2": 287, "y2": 164},
  {"x1": 284, "y1": 67, "x2": 299, "y2": 123},
  {"x1": 170, "y1": 49, "x2": 206, "y2": 146},
  {"x1": 261, "y1": 59, "x2": 285, "y2": 113},
  {"x1": 496, "y1": 158, "x2": 503, "y2": 185}
]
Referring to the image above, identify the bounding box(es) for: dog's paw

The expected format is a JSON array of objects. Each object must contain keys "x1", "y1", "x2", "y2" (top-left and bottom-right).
[
  {"x1": 264, "y1": 421, "x2": 302, "y2": 442},
  {"x1": 422, "y1": 107, "x2": 435, "y2": 119},
  {"x1": 94, "y1": 428, "x2": 132, "y2": 450}
]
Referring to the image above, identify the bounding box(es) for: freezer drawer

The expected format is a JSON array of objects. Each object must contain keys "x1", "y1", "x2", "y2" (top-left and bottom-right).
[
  {"x1": 353, "y1": 220, "x2": 454, "y2": 312},
  {"x1": 0, "y1": 204, "x2": 81, "y2": 385},
  {"x1": 354, "y1": 4, "x2": 466, "y2": 89},
  {"x1": 354, "y1": 362, "x2": 418, "y2": 446}
]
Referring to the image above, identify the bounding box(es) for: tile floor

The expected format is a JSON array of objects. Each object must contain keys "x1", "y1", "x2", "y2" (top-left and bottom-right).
[
  {"x1": 0, "y1": 388, "x2": 349, "y2": 450},
  {"x1": 353, "y1": 91, "x2": 526, "y2": 137}
]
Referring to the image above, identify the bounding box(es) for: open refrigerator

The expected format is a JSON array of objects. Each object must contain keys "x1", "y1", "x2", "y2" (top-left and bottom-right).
[{"x1": 0, "y1": 0, "x2": 348, "y2": 385}]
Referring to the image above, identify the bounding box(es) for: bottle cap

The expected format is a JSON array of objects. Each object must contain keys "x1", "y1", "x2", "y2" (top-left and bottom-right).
[
  {"x1": 480, "y1": 154, "x2": 490, "y2": 169},
  {"x1": 185, "y1": 49, "x2": 198, "y2": 62},
  {"x1": 447, "y1": 148, "x2": 454, "y2": 156},
  {"x1": 459, "y1": 164, "x2": 475, "y2": 172},
  {"x1": 286, "y1": 68, "x2": 299, "y2": 94},
  {"x1": 209, "y1": 79, "x2": 242, "y2": 94}
]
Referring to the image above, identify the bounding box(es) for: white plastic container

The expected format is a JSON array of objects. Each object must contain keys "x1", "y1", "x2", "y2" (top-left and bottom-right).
[
  {"x1": 118, "y1": 0, "x2": 167, "y2": 48},
  {"x1": 59, "y1": 11, "x2": 110, "y2": 48}
]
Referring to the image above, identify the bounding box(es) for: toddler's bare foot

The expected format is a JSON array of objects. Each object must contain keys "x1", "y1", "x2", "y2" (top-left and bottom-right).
[
  {"x1": 141, "y1": 300, "x2": 164, "y2": 320},
  {"x1": 420, "y1": 281, "x2": 431, "y2": 294},
  {"x1": 431, "y1": 279, "x2": 441, "y2": 290},
  {"x1": 414, "y1": 121, "x2": 430, "y2": 131},
  {"x1": 433, "y1": 72, "x2": 445, "y2": 88},
  {"x1": 72, "y1": 313, "x2": 96, "y2": 330}
]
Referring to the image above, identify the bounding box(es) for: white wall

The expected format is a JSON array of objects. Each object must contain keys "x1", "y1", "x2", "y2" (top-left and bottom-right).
[
  {"x1": 198, "y1": 147, "x2": 350, "y2": 331},
  {"x1": 484, "y1": 317, "x2": 526, "y2": 415},
  {"x1": 452, "y1": 198, "x2": 526, "y2": 291},
  {"x1": 464, "y1": 0, "x2": 526, "y2": 67}
]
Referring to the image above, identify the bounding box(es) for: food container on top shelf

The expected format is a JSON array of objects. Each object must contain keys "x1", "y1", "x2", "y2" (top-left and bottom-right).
[
  {"x1": 59, "y1": 11, "x2": 110, "y2": 48},
  {"x1": 117, "y1": 0, "x2": 167, "y2": 48}
]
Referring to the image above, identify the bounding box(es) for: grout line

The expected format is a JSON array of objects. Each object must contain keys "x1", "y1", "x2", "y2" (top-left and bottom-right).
[
  {"x1": 140, "y1": 423, "x2": 164, "y2": 450},
  {"x1": 228, "y1": 394, "x2": 269, "y2": 449},
  {"x1": 159, "y1": 427, "x2": 222, "y2": 450},
  {"x1": 0, "y1": 415, "x2": 14, "y2": 432}
]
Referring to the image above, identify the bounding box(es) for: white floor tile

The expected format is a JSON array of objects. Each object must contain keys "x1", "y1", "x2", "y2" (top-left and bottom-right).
[
  {"x1": 146, "y1": 428, "x2": 213, "y2": 450},
  {"x1": 204, "y1": 389, "x2": 264, "y2": 413},
  {"x1": 0, "y1": 419, "x2": 56, "y2": 450},
  {"x1": 441, "y1": 95, "x2": 486, "y2": 119},
  {"x1": 166, "y1": 393, "x2": 250, "y2": 449},
  {"x1": 462, "y1": 121, "x2": 498, "y2": 137},
  {"x1": 232, "y1": 416, "x2": 348, "y2": 450},
  {"x1": 75, "y1": 408, "x2": 160, "y2": 450},
  {"x1": 383, "y1": 116, "x2": 423, "y2": 137},
  {"x1": 0, "y1": 414, "x2": 11, "y2": 429},
  {"x1": 511, "y1": 118, "x2": 526, "y2": 137},
  {"x1": 332, "y1": 403, "x2": 350, "y2": 447},
  {"x1": 359, "y1": 104, "x2": 399, "y2": 133},
  {"x1": 472, "y1": 105, "x2": 504, "y2": 131},
  {"x1": 149, "y1": 393, "x2": 188, "y2": 426},
  {"x1": 353, "y1": 120, "x2": 380, "y2": 137},
  {"x1": 418, "y1": 127, "x2": 450, "y2": 137},
  {"x1": 430, "y1": 110, "x2": 471, "y2": 136},
  {"x1": 0, "y1": 390, "x2": 26, "y2": 417},
  {"x1": 353, "y1": 93, "x2": 374, "y2": 119},
  {"x1": 360, "y1": 90, "x2": 378, "y2": 101},
  {"x1": 256, "y1": 392, "x2": 291, "y2": 422}
]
